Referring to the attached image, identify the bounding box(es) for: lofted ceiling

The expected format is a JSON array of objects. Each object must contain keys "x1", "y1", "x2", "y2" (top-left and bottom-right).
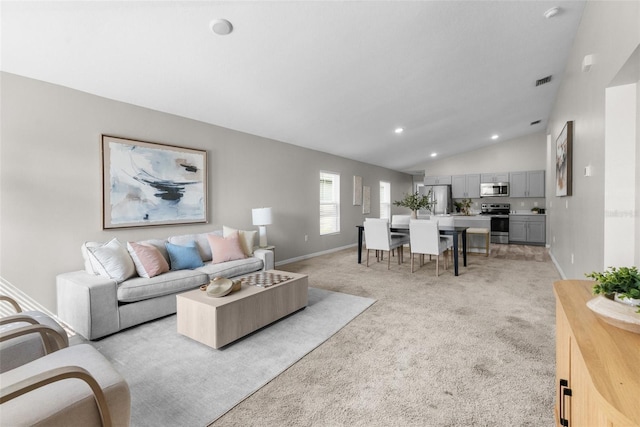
[{"x1": 1, "y1": 1, "x2": 585, "y2": 173}]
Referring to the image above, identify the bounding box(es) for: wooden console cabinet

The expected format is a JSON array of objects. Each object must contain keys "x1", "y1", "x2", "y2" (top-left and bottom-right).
[{"x1": 554, "y1": 280, "x2": 640, "y2": 427}]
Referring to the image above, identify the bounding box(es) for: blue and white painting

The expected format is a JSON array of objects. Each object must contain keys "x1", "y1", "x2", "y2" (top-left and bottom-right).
[{"x1": 102, "y1": 136, "x2": 207, "y2": 228}]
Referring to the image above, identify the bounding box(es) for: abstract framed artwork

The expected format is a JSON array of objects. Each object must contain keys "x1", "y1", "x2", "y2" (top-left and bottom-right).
[
  {"x1": 353, "y1": 175, "x2": 362, "y2": 206},
  {"x1": 362, "y1": 186, "x2": 371, "y2": 214},
  {"x1": 102, "y1": 135, "x2": 207, "y2": 229},
  {"x1": 555, "y1": 121, "x2": 573, "y2": 197}
]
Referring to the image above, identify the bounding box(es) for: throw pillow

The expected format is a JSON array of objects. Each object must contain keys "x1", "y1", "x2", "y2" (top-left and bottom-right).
[
  {"x1": 87, "y1": 238, "x2": 136, "y2": 283},
  {"x1": 81, "y1": 241, "x2": 103, "y2": 275},
  {"x1": 165, "y1": 241, "x2": 204, "y2": 270},
  {"x1": 223, "y1": 226, "x2": 257, "y2": 256},
  {"x1": 207, "y1": 230, "x2": 246, "y2": 264},
  {"x1": 127, "y1": 242, "x2": 170, "y2": 278}
]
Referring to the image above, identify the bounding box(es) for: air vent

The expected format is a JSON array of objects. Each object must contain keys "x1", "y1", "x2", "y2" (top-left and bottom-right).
[
  {"x1": 530, "y1": 120, "x2": 541, "y2": 125},
  {"x1": 535, "y1": 75, "x2": 552, "y2": 86}
]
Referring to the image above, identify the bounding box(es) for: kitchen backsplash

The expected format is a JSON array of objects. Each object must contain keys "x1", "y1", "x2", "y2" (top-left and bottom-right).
[{"x1": 453, "y1": 197, "x2": 546, "y2": 214}]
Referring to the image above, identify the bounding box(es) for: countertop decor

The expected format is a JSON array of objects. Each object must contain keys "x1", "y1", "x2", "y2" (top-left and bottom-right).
[{"x1": 393, "y1": 190, "x2": 434, "y2": 218}]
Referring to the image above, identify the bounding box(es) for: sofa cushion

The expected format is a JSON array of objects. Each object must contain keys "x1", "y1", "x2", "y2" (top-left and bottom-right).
[
  {"x1": 196, "y1": 257, "x2": 264, "y2": 279},
  {"x1": 168, "y1": 232, "x2": 219, "y2": 262},
  {"x1": 207, "y1": 231, "x2": 246, "y2": 264},
  {"x1": 137, "y1": 239, "x2": 170, "y2": 264},
  {"x1": 223, "y1": 226, "x2": 257, "y2": 256},
  {"x1": 86, "y1": 238, "x2": 136, "y2": 283},
  {"x1": 127, "y1": 242, "x2": 170, "y2": 278},
  {"x1": 117, "y1": 270, "x2": 208, "y2": 302},
  {"x1": 81, "y1": 242, "x2": 102, "y2": 275},
  {"x1": 165, "y1": 241, "x2": 204, "y2": 270}
]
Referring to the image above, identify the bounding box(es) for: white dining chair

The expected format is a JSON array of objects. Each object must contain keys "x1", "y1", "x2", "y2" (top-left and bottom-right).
[
  {"x1": 435, "y1": 216, "x2": 455, "y2": 260},
  {"x1": 409, "y1": 219, "x2": 449, "y2": 275},
  {"x1": 364, "y1": 218, "x2": 409, "y2": 269}
]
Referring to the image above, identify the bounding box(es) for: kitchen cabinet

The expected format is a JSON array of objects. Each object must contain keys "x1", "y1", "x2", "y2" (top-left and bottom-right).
[
  {"x1": 424, "y1": 175, "x2": 452, "y2": 185},
  {"x1": 480, "y1": 172, "x2": 509, "y2": 183},
  {"x1": 451, "y1": 174, "x2": 480, "y2": 199},
  {"x1": 509, "y1": 170, "x2": 545, "y2": 198},
  {"x1": 554, "y1": 280, "x2": 640, "y2": 427},
  {"x1": 509, "y1": 215, "x2": 545, "y2": 245}
]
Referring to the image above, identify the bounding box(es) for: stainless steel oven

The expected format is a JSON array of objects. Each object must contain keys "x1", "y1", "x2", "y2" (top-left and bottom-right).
[{"x1": 481, "y1": 203, "x2": 511, "y2": 244}]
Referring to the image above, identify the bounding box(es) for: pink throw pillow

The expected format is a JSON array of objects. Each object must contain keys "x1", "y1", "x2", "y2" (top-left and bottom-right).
[
  {"x1": 127, "y1": 242, "x2": 170, "y2": 278},
  {"x1": 207, "y1": 231, "x2": 246, "y2": 264}
]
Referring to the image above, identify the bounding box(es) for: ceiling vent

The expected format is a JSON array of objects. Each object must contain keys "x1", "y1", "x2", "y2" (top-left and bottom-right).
[
  {"x1": 535, "y1": 75, "x2": 552, "y2": 87},
  {"x1": 530, "y1": 120, "x2": 541, "y2": 125}
]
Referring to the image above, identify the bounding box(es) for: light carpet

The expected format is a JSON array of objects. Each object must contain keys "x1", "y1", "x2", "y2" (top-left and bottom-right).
[
  {"x1": 213, "y1": 245, "x2": 562, "y2": 426},
  {"x1": 87, "y1": 287, "x2": 375, "y2": 426}
]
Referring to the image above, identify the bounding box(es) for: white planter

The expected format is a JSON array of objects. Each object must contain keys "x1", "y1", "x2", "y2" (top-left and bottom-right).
[{"x1": 614, "y1": 293, "x2": 640, "y2": 307}]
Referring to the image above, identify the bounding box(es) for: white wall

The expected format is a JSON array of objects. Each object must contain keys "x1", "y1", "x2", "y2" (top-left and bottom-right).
[
  {"x1": 545, "y1": 1, "x2": 640, "y2": 278},
  {"x1": 0, "y1": 72, "x2": 412, "y2": 312},
  {"x1": 415, "y1": 132, "x2": 547, "y2": 177}
]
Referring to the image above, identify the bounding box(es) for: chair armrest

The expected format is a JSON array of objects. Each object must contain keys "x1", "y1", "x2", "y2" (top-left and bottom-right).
[
  {"x1": 0, "y1": 324, "x2": 68, "y2": 354},
  {"x1": 0, "y1": 365, "x2": 113, "y2": 427},
  {"x1": 0, "y1": 296, "x2": 22, "y2": 313},
  {"x1": 253, "y1": 249, "x2": 275, "y2": 270},
  {"x1": 0, "y1": 314, "x2": 40, "y2": 326}
]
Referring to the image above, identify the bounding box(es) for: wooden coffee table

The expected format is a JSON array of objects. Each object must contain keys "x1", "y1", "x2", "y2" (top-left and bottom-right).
[{"x1": 176, "y1": 270, "x2": 308, "y2": 349}]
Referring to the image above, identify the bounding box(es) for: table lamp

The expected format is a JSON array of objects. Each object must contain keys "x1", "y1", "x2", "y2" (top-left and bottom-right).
[{"x1": 252, "y1": 207, "x2": 272, "y2": 247}]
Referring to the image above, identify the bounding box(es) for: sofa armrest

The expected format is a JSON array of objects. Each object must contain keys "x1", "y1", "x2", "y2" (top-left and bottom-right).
[
  {"x1": 56, "y1": 272, "x2": 120, "y2": 340},
  {"x1": 253, "y1": 249, "x2": 274, "y2": 271}
]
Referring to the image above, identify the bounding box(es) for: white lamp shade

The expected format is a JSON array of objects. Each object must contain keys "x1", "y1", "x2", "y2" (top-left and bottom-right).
[{"x1": 252, "y1": 207, "x2": 272, "y2": 226}]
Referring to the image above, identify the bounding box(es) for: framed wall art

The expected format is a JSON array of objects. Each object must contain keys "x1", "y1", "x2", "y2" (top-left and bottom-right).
[
  {"x1": 555, "y1": 121, "x2": 573, "y2": 197},
  {"x1": 353, "y1": 175, "x2": 362, "y2": 205},
  {"x1": 362, "y1": 185, "x2": 371, "y2": 214},
  {"x1": 102, "y1": 135, "x2": 207, "y2": 229}
]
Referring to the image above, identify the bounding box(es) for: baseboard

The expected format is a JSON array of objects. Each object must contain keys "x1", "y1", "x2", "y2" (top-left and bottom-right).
[
  {"x1": 276, "y1": 243, "x2": 357, "y2": 267},
  {"x1": 548, "y1": 250, "x2": 567, "y2": 279}
]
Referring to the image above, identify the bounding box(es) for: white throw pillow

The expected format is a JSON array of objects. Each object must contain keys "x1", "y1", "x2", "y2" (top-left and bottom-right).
[
  {"x1": 223, "y1": 226, "x2": 257, "y2": 256},
  {"x1": 87, "y1": 238, "x2": 136, "y2": 283},
  {"x1": 81, "y1": 241, "x2": 103, "y2": 275}
]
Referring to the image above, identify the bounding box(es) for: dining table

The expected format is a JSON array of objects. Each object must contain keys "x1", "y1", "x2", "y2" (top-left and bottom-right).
[{"x1": 356, "y1": 225, "x2": 468, "y2": 276}]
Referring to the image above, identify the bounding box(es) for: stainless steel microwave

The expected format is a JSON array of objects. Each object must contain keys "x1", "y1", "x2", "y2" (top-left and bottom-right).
[{"x1": 480, "y1": 182, "x2": 509, "y2": 197}]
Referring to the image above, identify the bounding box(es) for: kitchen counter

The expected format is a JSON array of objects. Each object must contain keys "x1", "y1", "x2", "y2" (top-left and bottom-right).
[{"x1": 509, "y1": 212, "x2": 546, "y2": 216}]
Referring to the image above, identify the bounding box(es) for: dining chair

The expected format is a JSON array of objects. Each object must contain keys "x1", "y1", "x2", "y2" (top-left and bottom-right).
[
  {"x1": 408, "y1": 219, "x2": 449, "y2": 275},
  {"x1": 435, "y1": 216, "x2": 456, "y2": 260},
  {"x1": 364, "y1": 218, "x2": 409, "y2": 269}
]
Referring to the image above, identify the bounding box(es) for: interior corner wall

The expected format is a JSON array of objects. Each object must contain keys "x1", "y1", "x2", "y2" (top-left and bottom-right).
[
  {"x1": 0, "y1": 72, "x2": 412, "y2": 313},
  {"x1": 546, "y1": 1, "x2": 640, "y2": 279}
]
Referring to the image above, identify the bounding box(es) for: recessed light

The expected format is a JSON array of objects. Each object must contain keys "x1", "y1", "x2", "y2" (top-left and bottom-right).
[
  {"x1": 430, "y1": 152, "x2": 437, "y2": 157},
  {"x1": 210, "y1": 19, "x2": 233, "y2": 35},
  {"x1": 491, "y1": 134, "x2": 499, "y2": 140},
  {"x1": 394, "y1": 127, "x2": 404, "y2": 134}
]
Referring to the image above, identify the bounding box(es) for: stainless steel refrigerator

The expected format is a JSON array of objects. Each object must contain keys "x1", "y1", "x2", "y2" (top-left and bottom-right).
[{"x1": 420, "y1": 185, "x2": 453, "y2": 216}]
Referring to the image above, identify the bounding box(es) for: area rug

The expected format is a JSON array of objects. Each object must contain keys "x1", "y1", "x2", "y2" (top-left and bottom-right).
[{"x1": 87, "y1": 287, "x2": 375, "y2": 427}]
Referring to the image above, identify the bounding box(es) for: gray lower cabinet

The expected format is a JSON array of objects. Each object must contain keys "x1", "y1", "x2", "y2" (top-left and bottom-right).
[{"x1": 509, "y1": 215, "x2": 545, "y2": 245}]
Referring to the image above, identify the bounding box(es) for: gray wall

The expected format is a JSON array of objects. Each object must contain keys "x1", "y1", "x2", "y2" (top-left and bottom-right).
[
  {"x1": 545, "y1": 1, "x2": 640, "y2": 278},
  {"x1": 0, "y1": 72, "x2": 412, "y2": 312}
]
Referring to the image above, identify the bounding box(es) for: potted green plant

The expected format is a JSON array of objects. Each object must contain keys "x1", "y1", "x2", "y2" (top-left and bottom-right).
[
  {"x1": 586, "y1": 266, "x2": 640, "y2": 312},
  {"x1": 531, "y1": 207, "x2": 540, "y2": 213},
  {"x1": 459, "y1": 198, "x2": 472, "y2": 215},
  {"x1": 393, "y1": 190, "x2": 434, "y2": 218}
]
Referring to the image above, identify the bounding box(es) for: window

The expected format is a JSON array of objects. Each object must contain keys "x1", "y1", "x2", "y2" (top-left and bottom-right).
[
  {"x1": 380, "y1": 181, "x2": 390, "y2": 220},
  {"x1": 320, "y1": 171, "x2": 340, "y2": 235}
]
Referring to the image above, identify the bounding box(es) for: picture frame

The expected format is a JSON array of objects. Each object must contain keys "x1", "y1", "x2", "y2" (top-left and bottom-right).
[
  {"x1": 555, "y1": 121, "x2": 573, "y2": 197},
  {"x1": 102, "y1": 135, "x2": 207, "y2": 229},
  {"x1": 362, "y1": 186, "x2": 371, "y2": 214},
  {"x1": 353, "y1": 175, "x2": 362, "y2": 206}
]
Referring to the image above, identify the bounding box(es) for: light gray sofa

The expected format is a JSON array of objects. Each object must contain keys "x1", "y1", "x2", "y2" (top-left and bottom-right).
[{"x1": 57, "y1": 230, "x2": 274, "y2": 340}]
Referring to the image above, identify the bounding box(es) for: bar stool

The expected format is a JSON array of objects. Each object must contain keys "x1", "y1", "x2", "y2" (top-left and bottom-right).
[{"x1": 466, "y1": 227, "x2": 490, "y2": 256}]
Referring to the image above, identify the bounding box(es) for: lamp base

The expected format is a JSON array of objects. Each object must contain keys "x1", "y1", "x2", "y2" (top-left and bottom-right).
[{"x1": 258, "y1": 225, "x2": 268, "y2": 247}]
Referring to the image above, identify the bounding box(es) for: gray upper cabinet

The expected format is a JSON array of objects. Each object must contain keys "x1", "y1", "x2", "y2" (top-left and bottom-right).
[
  {"x1": 452, "y1": 174, "x2": 480, "y2": 199},
  {"x1": 480, "y1": 173, "x2": 509, "y2": 183},
  {"x1": 424, "y1": 175, "x2": 452, "y2": 185},
  {"x1": 510, "y1": 170, "x2": 545, "y2": 198}
]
